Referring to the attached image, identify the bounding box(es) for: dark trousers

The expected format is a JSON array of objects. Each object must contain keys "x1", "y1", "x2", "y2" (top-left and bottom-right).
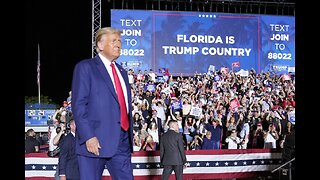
[
  {"x1": 162, "y1": 165, "x2": 183, "y2": 180},
  {"x1": 77, "y1": 130, "x2": 133, "y2": 180}
]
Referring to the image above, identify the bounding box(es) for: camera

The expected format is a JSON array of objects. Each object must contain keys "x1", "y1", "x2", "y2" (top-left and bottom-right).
[
  {"x1": 56, "y1": 126, "x2": 62, "y2": 134},
  {"x1": 66, "y1": 122, "x2": 71, "y2": 131}
]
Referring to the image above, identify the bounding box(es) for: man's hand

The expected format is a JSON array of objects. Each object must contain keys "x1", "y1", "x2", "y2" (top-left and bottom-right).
[
  {"x1": 86, "y1": 137, "x2": 101, "y2": 156},
  {"x1": 59, "y1": 175, "x2": 67, "y2": 180}
]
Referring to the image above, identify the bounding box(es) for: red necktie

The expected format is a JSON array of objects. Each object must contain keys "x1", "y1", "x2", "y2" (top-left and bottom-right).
[{"x1": 110, "y1": 63, "x2": 129, "y2": 131}]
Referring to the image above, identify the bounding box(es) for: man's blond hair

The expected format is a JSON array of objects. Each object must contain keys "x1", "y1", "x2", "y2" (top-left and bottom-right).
[{"x1": 95, "y1": 27, "x2": 122, "y2": 53}]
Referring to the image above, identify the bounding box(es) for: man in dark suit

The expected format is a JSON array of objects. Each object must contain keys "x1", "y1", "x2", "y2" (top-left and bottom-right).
[
  {"x1": 160, "y1": 120, "x2": 187, "y2": 180},
  {"x1": 71, "y1": 27, "x2": 133, "y2": 180},
  {"x1": 25, "y1": 128, "x2": 40, "y2": 153},
  {"x1": 58, "y1": 119, "x2": 79, "y2": 180},
  {"x1": 282, "y1": 125, "x2": 295, "y2": 179}
]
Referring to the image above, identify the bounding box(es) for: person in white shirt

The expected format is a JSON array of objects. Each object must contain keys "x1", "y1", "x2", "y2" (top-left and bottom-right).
[
  {"x1": 264, "y1": 123, "x2": 279, "y2": 149},
  {"x1": 148, "y1": 69, "x2": 156, "y2": 82},
  {"x1": 147, "y1": 122, "x2": 159, "y2": 144},
  {"x1": 152, "y1": 100, "x2": 166, "y2": 126},
  {"x1": 133, "y1": 132, "x2": 142, "y2": 151},
  {"x1": 128, "y1": 69, "x2": 135, "y2": 85},
  {"x1": 182, "y1": 99, "x2": 192, "y2": 118},
  {"x1": 225, "y1": 129, "x2": 241, "y2": 149}
]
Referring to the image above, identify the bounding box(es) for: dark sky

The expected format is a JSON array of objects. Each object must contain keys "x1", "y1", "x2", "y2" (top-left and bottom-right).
[
  {"x1": 25, "y1": 0, "x2": 296, "y2": 105},
  {"x1": 25, "y1": 0, "x2": 153, "y2": 105},
  {"x1": 25, "y1": 0, "x2": 104, "y2": 104}
]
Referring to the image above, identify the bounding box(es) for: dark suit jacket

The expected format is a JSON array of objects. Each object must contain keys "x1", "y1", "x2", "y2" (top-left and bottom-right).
[
  {"x1": 58, "y1": 132, "x2": 80, "y2": 179},
  {"x1": 71, "y1": 56, "x2": 133, "y2": 158},
  {"x1": 160, "y1": 129, "x2": 187, "y2": 166}
]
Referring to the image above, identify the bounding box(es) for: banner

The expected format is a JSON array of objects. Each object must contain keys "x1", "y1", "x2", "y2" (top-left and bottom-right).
[
  {"x1": 171, "y1": 100, "x2": 182, "y2": 111},
  {"x1": 220, "y1": 67, "x2": 229, "y2": 74},
  {"x1": 207, "y1": 65, "x2": 215, "y2": 74},
  {"x1": 144, "y1": 84, "x2": 156, "y2": 92},
  {"x1": 235, "y1": 69, "x2": 249, "y2": 77},
  {"x1": 161, "y1": 86, "x2": 171, "y2": 95},
  {"x1": 282, "y1": 74, "x2": 291, "y2": 81},
  {"x1": 232, "y1": 61, "x2": 240, "y2": 68},
  {"x1": 229, "y1": 99, "x2": 240, "y2": 110},
  {"x1": 190, "y1": 106, "x2": 202, "y2": 117},
  {"x1": 25, "y1": 149, "x2": 282, "y2": 179},
  {"x1": 288, "y1": 110, "x2": 295, "y2": 125},
  {"x1": 25, "y1": 110, "x2": 56, "y2": 126},
  {"x1": 157, "y1": 76, "x2": 166, "y2": 83}
]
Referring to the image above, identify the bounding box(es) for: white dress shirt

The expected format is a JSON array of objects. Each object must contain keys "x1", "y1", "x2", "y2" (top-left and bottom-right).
[{"x1": 99, "y1": 53, "x2": 129, "y2": 112}]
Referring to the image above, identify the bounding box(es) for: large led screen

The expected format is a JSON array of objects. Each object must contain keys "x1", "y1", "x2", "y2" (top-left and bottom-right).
[{"x1": 111, "y1": 10, "x2": 295, "y2": 76}]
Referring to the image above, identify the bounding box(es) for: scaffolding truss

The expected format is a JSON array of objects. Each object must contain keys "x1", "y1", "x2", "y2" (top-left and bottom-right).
[{"x1": 92, "y1": 0, "x2": 101, "y2": 58}]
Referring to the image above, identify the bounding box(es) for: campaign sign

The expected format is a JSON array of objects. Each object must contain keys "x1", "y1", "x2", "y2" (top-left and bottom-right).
[
  {"x1": 229, "y1": 99, "x2": 240, "y2": 110},
  {"x1": 171, "y1": 100, "x2": 183, "y2": 111}
]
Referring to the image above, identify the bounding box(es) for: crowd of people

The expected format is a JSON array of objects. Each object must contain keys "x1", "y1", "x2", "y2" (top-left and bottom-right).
[
  {"x1": 128, "y1": 68, "x2": 295, "y2": 151},
  {"x1": 26, "y1": 67, "x2": 295, "y2": 154}
]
